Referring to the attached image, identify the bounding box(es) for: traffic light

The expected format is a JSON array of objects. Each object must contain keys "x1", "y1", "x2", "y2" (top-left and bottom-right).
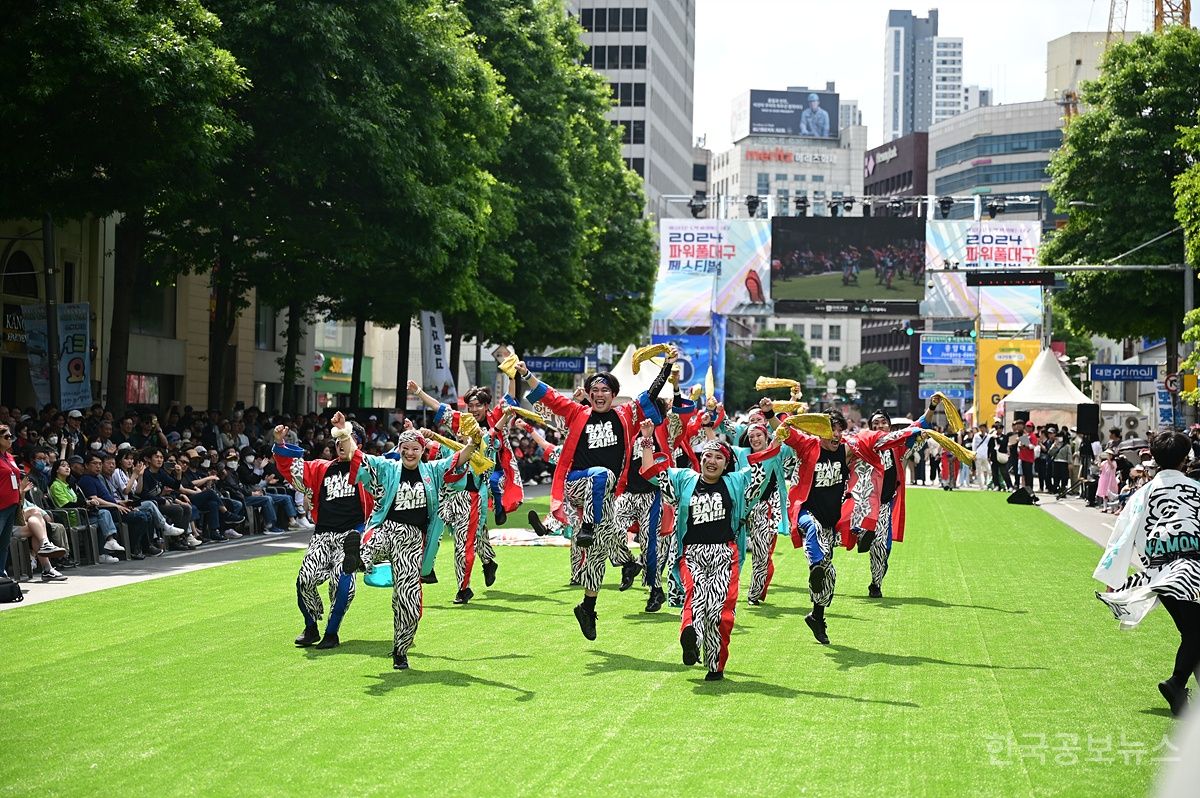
[
  {"x1": 793, "y1": 195, "x2": 808, "y2": 216},
  {"x1": 953, "y1": 328, "x2": 977, "y2": 338},
  {"x1": 745, "y1": 194, "x2": 760, "y2": 217},
  {"x1": 986, "y1": 198, "x2": 1006, "y2": 219},
  {"x1": 688, "y1": 191, "x2": 706, "y2": 218}
]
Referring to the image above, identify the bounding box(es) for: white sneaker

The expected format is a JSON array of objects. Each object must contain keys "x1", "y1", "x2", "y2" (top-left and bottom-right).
[
  {"x1": 103, "y1": 538, "x2": 125, "y2": 552},
  {"x1": 98, "y1": 554, "x2": 119, "y2": 564},
  {"x1": 163, "y1": 525, "x2": 187, "y2": 538},
  {"x1": 223, "y1": 529, "x2": 242, "y2": 539},
  {"x1": 37, "y1": 540, "x2": 67, "y2": 557},
  {"x1": 294, "y1": 517, "x2": 314, "y2": 530},
  {"x1": 185, "y1": 535, "x2": 203, "y2": 547},
  {"x1": 41, "y1": 568, "x2": 67, "y2": 582}
]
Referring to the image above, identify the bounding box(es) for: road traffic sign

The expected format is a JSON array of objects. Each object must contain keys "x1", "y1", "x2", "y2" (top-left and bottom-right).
[
  {"x1": 919, "y1": 340, "x2": 976, "y2": 367},
  {"x1": 1164, "y1": 372, "x2": 1180, "y2": 394}
]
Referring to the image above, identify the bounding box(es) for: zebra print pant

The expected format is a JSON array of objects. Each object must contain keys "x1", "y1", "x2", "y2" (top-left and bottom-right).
[
  {"x1": 869, "y1": 501, "x2": 894, "y2": 588},
  {"x1": 296, "y1": 529, "x2": 356, "y2": 635},
  {"x1": 747, "y1": 499, "x2": 780, "y2": 603},
  {"x1": 679, "y1": 541, "x2": 739, "y2": 673},
  {"x1": 798, "y1": 511, "x2": 836, "y2": 608},
  {"x1": 564, "y1": 471, "x2": 617, "y2": 592},
  {"x1": 663, "y1": 532, "x2": 683, "y2": 607},
  {"x1": 440, "y1": 490, "x2": 495, "y2": 592},
  {"x1": 361, "y1": 521, "x2": 425, "y2": 656},
  {"x1": 614, "y1": 491, "x2": 665, "y2": 588}
]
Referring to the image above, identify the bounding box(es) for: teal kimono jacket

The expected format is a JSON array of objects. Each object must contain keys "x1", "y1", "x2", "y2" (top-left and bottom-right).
[{"x1": 355, "y1": 450, "x2": 463, "y2": 576}]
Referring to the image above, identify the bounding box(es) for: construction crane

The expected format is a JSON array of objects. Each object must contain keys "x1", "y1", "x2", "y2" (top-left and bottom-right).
[{"x1": 1109, "y1": 0, "x2": 1191, "y2": 48}]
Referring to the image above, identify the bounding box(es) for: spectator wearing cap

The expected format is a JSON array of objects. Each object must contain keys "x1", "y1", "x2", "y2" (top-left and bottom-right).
[
  {"x1": 63, "y1": 409, "x2": 87, "y2": 457},
  {"x1": 50, "y1": 457, "x2": 125, "y2": 563},
  {"x1": 67, "y1": 454, "x2": 85, "y2": 480},
  {"x1": 178, "y1": 449, "x2": 239, "y2": 542}
]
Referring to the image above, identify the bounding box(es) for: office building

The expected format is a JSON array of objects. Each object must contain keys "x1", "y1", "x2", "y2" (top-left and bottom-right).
[
  {"x1": 572, "y1": 0, "x2": 697, "y2": 218},
  {"x1": 863, "y1": 132, "x2": 928, "y2": 216},
  {"x1": 883, "y1": 9, "x2": 940, "y2": 141},
  {"x1": 1045, "y1": 31, "x2": 1137, "y2": 101}
]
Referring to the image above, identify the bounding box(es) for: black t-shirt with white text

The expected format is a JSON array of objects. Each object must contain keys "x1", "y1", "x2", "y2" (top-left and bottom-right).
[
  {"x1": 317, "y1": 460, "x2": 364, "y2": 532},
  {"x1": 570, "y1": 409, "x2": 625, "y2": 476},
  {"x1": 625, "y1": 431, "x2": 662, "y2": 494},
  {"x1": 685, "y1": 479, "x2": 735, "y2": 545},
  {"x1": 880, "y1": 448, "x2": 898, "y2": 504},
  {"x1": 806, "y1": 444, "x2": 847, "y2": 529},
  {"x1": 387, "y1": 467, "x2": 428, "y2": 527}
]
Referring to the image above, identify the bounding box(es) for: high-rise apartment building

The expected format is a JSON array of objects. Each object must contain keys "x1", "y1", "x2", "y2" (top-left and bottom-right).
[
  {"x1": 571, "y1": 1, "x2": 696, "y2": 218},
  {"x1": 883, "y1": 9, "x2": 940, "y2": 141}
]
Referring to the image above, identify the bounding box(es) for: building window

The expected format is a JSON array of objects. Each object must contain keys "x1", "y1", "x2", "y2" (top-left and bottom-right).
[
  {"x1": 581, "y1": 8, "x2": 593, "y2": 31},
  {"x1": 756, "y1": 173, "x2": 770, "y2": 195},
  {"x1": 2, "y1": 251, "x2": 38, "y2": 298},
  {"x1": 633, "y1": 83, "x2": 645, "y2": 106},
  {"x1": 811, "y1": 346, "x2": 823, "y2": 360},
  {"x1": 621, "y1": 7, "x2": 635, "y2": 31},
  {"x1": 829, "y1": 324, "x2": 841, "y2": 340},
  {"x1": 774, "y1": 323, "x2": 787, "y2": 332},
  {"x1": 254, "y1": 297, "x2": 277, "y2": 351},
  {"x1": 634, "y1": 45, "x2": 646, "y2": 69},
  {"x1": 810, "y1": 324, "x2": 823, "y2": 339},
  {"x1": 620, "y1": 45, "x2": 634, "y2": 69},
  {"x1": 935, "y1": 130, "x2": 1064, "y2": 169},
  {"x1": 627, "y1": 157, "x2": 645, "y2": 177},
  {"x1": 792, "y1": 324, "x2": 804, "y2": 336},
  {"x1": 607, "y1": 8, "x2": 620, "y2": 30},
  {"x1": 828, "y1": 346, "x2": 841, "y2": 362},
  {"x1": 776, "y1": 188, "x2": 789, "y2": 216},
  {"x1": 635, "y1": 8, "x2": 647, "y2": 31},
  {"x1": 692, "y1": 163, "x2": 707, "y2": 182},
  {"x1": 129, "y1": 255, "x2": 177, "y2": 338},
  {"x1": 934, "y1": 161, "x2": 1053, "y2": 195},
  {"x1": 812, "y1": 174, "x2": 825, "y2": 182}
]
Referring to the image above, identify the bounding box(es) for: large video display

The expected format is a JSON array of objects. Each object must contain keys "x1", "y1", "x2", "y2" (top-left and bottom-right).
[
  {"x1": 770, "y1": 216, "x2": 925, "y2": 315},
  {"x1": 732, "y1": 89, "x2": 841, "y2": 141}
]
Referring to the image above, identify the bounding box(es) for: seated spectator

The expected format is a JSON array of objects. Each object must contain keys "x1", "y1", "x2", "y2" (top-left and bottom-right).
[
  {"x1": 236, "y1": 446, "x2": 306, "y2": 533},
  {"x1": 48, "y1": 458, "x2": 125, "y2": 563},
  {"x1": 15, "y1": 476, "x2": 68, "y2": 581},
  {"x1": 136, "y1": 447, "x2": 202, "y2": 549},
  {"x1": 113, "y1": 449, "x2": 186, "y2": 543}
]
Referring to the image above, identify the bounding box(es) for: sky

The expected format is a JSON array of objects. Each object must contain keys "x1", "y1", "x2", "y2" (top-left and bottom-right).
[{"x1": 692, "y1": 0, "x2": 1152, "y2": 151}]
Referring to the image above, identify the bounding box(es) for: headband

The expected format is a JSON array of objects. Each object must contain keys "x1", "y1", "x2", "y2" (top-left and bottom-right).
[
  {"x1": 397, "y1": 430, "x2": 425, "y2": 448},
  {"x1": 585, "y1": 373, "x2": 620, "y2": 394}
]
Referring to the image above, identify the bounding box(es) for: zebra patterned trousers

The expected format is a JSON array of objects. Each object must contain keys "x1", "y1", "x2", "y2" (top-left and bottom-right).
[
  {"x1": 797, "y1": 510, "x2": 836, "y2": 608},
  {"x1": 296, "y1": 528, "x2": 359, "y2": 635},
  {"x1": 746, "y1": 498, "x2": 780, "y2": 603},
  {"x1": 869, "y1": 500, "x2": 894, "y2": 589},
  {"x1": 361, "y1": 521, "x2": 425, "y2": 656},
  {"x1": 564, "y1": 469, "x2": 618, "y2": 592},
  {"x1": 679, "y1": 541, "x2": 740, "y2": 673},
  {"x1": 440, "y1": 490, "x2": 495, "y2": 592},
  {"x1": 614, "y1": 490, "x2": 666, "y2": 589}
]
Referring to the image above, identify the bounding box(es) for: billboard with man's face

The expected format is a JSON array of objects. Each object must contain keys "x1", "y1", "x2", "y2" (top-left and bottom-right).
[{"x1": 732, "y1": 89, "x2": 841, "y2": 141}]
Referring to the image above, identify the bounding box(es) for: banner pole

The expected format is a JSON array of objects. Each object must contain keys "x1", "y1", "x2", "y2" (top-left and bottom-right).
[{"x1": 42, "y1": 212, "x2": 62, "y2": 409}]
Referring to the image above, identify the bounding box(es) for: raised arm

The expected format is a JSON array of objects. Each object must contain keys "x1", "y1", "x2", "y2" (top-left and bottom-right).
[{"x1": 407, "y1": 379, "x2": 444, "y2": 413}]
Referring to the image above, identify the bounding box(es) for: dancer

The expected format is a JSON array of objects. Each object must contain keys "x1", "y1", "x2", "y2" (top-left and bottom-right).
[
  {"x1": 638, "y1": 420, "x2": 778, "y2": 680},
  {"x1": 520, "y1": 347, "x2": 675, "y2": 641},
  {"x1": 796, "y1": 411, "x2": 849, "y2": 645},
  {"x1": 273, "y1": 411, "x2": 373, "y2": 650},
  {"x1": 1094, "y1": 431, "x2": 1200, "y2": 716},
  {"x1": 408, "y1": 380, "x2": 519, "y2": 604},
  {"x1": 738, "y1": 422, "x2": 794, "y2": 606},
  {"x1": 839, "y1": 401, "x2": 939, "y2": 598},
  {"x1": 349, "y1": 428, "x2": 476, "y2": 670}
]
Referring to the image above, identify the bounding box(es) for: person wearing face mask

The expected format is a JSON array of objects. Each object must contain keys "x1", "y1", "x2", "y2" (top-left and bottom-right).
[
  {"x1": 178, "y1": 451, "x2": 237, "y2": 542},
  {"x1": 522, "y1": 352, "x2": 675, "y2": 642},
  {"x1": 273, "y1": 411, "x2": 374, "y2": 650},
  {"x1": 638, "y1": 420, "x2": 783, "y2": 681},
  {"x1": 345, "y1": 428, "x2": 477, "y2": 670},
  {"x1": 236, "y1": 447, "x2": 307, "y2": 533}
]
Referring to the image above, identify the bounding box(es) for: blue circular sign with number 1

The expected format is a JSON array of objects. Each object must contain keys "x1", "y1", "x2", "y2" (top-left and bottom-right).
[{"x1": 997, "y1": 364, "x2": 1024, "y2": 391}]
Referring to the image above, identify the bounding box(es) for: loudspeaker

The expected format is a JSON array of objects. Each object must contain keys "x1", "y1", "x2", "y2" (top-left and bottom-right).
[
  {"x1": 1013, "y1": 410, "x2": 1031, "y2": 423},
  {"x1": 1077, "y1": 403, "x2": 1100, "y2": 439},
  {"x1": 1007, "y1": 487, "x2": 1038, "y2": 505}
]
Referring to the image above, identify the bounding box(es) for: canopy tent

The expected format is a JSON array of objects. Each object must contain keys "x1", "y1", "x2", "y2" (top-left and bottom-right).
[
  {"x1": 1001, "y1": 349, "x2": 1095, "y2": 428},
  {"x1": 1101, "y1": 402, "x2": 1143, "y2": 415},
  {"x1": 609, "y1": 344, "x2": 673, "y2": 404}
]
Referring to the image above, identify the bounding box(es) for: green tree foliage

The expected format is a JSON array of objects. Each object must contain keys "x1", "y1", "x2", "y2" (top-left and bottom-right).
[
  {"x1": 832, "y1": 363, "x2": 896, "y2": 414},
  {"x1": 1177, "y1": 122, "x2": 1200, "y2": 407},
  {"x1": 722, "y1": 333, "x2": 814, "y2": 412},
  {"x1": 0, "y1": 0, "x2": 247, "y2": 414},
  {"x1": 1041, "y1": 27, "x2": 1200, "y2": 363}
]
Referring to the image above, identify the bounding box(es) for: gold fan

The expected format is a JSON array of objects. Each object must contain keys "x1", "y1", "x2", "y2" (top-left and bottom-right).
[
  {"x1": 755, "y1": 376, "x2": 801, "y2": 392},
  {"x1": 932, "y1": 392, "x2": 964, "y2": 433},
  {"x1": 922, "y1": 428, "x2": 975, "y2": 468},
  {"x1": 771, "y1": 400, "x2": 809, "y2": 414},
  {"x1": 778, "y1": 413, "x2": 836, "y2": 440},
  {"x1": 503, "y1": 405, "x2": 548, "y2": 426},
  {"x1": 497, "y1": 354, "x2": 519, "y2": 380},
  {"x1": 425, "y1": 431, "x2": 495, "y2": 475},
  {"x1": 631, "y1": 343, "x2": 669, "y2": 375}
]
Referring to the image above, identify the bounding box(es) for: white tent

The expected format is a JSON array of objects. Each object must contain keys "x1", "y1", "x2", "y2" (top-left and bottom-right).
[
  {"x1": 609, "y1": 344, "x2": 673, "y2": 404},
  {"x1": 1002, "y1": 349, "x2": 1095, "y2": 427}
]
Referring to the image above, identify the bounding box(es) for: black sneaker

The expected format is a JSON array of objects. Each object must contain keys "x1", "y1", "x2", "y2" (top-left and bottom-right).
[
  {"x1": 748, "y1": 596, "x2": 761, "y2": 606},
  {"x1": 453, "y1": 588, "x2": 474, "y2": 605},
  {"x1": 680, "y1": 625, "x2": 700, "y2": 666},
  {"x1": 645, "y1": 587, "x2": 665, "y2": 613},
  {"x1": 805, "y1": 613, "x2": 830, "y2": 644},
  {"x1": 342, "y1": 531, "x2": 365, "y2": 573},
  {"x1": 619, "y1": 561, "x2": 642, "y2": 591},
  {"x1": 1159, "y1": 680, "x2": 1190, "y2": 716},
  {"x1": 494, "y1": 505, "x2": 507, "y2": 526},
  {"x1": 421, "y1": 569, "x2": 438, "y2": 585},
  {"x1": 568, "y1": 577, "x2": 582, "y2": 587},
  {"x1": 574, "y1": 603, "x2": 597, "y2": 640},
  {"x1": 868, "y1": 583, "x2": 883, "y2": 598},
  {"x1": 294, "y1": 625, "x2": 320, "y2": 647},
  {"x1": 393, "y1": 651, "x2": 409, "y2": 670},
  {"x1": 856, "y1": 529, "x2": 875, "y2": 553},
  {"x1": 131, "y1": 552, "x2": 146, "y2": 561},
  {"x1": 529, "y1": 511, "x2": 551, "y2": 537},
  {"x1": 704, "y1": 670, "x2": 724, "y2": 681},
  {"x1": 576, "y1": 522, "x2": 595, "y2": 549},
  {"x1": 314, "y1": 632, "x2": 340, "y2": 650},
  {"x1": 809, "y1": 564, "x2": 827, "y2": 594},
  {"x1": 482, "y1": 560, "x2": 498, "y2": 587}
]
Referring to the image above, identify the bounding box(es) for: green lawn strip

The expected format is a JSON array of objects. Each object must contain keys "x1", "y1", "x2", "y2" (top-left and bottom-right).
[
  {"x1": 773, "y1": 270, "x2": 925, "y2": 302},
  {"x1": 0, "y1": 491, "x2": 1178, "y2": 797}
]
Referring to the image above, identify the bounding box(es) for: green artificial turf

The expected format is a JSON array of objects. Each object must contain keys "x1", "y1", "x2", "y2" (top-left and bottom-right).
[
  {"x1": 773, "y1": 269, "x2": 926, "y2": 302},
  {"x1": 0, "y1": 491, "x2": 1184, "y2": 797}
]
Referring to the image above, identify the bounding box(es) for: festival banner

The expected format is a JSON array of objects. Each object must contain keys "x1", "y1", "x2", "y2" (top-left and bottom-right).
[
  {"x1": 418, "y1": 310, "x2": 458, "y2": 404},
  {"x1": 975, "y1": 338, "x2": 1042, "y2": 423},
  {"x1": 709, "y1": 313, "x2": 728, "y2": 402},
  {"x1": 20, "y1": 302, "x2": 93, "y2": 411},
  {"x1": 650, "y1": 332, "x2": 724, "y2": 402},
  {"x1": 923, "y1": 220, "x2": 1043, "y2": 327},
  {"x1": 653, "y1": 219, "x2": 771, "y2": 329}
]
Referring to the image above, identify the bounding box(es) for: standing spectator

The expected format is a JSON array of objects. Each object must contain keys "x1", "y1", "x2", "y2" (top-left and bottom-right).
[
  {"x1": 1013, "y1": 420, "x2": 1036, "y2": 491},
  {"x1": 988, "y1": 421, "x2": 1011, "y2": 490},
  {"x1": 0, "y1": 422, "x2": 24, "y2": 577}
]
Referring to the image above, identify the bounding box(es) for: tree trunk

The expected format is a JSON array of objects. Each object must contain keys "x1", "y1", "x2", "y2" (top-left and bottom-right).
[
  {"x1": 106, "y1": 210, "x2": 146, "y2": 416},
  {"x1": 349, "y1": 315, "x2": 366, "y2": 408},
  {"x1": 474, "y1": 333, "x2": 483, "y2": 387},
  {"x1": 395, "y1": 317, "x2": 412, "y2": 411},
  {"x1": 207, "y1": 251, "x2": 240, "y2": 413},
  {"x1": 281, "y1": 298, "x2": 302, "y2": 415},
  {"x1": 448, "y1": 316, "x2": 462, "y2": 392}
]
